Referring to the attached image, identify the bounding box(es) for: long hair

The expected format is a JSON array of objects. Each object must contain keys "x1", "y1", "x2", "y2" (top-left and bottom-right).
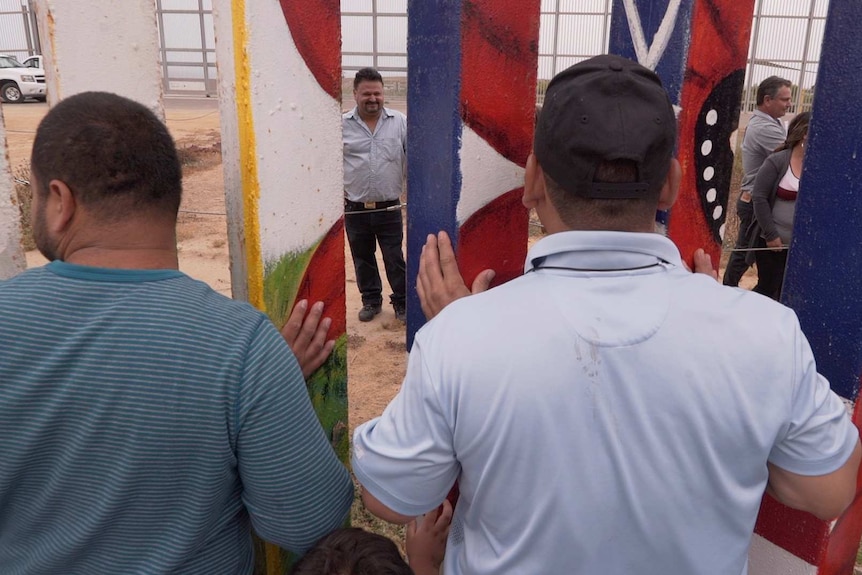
[{"x1": 776, "y1": 111, "x2": 811, "y2": 153}]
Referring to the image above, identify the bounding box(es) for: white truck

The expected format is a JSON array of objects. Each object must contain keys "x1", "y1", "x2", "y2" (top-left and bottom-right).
[{"x1": 0, "y1": 54, "x2": 46, "y2": 103}]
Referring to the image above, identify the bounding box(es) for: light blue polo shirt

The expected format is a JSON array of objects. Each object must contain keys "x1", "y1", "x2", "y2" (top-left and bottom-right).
[{"x1": 353, "y1": 231, "x2": 857, "y2": 575}]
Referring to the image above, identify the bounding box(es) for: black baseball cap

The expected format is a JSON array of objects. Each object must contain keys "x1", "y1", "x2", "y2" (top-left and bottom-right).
[{"x1": 534, "y1": 54, "x2": 677, "y2": 199}]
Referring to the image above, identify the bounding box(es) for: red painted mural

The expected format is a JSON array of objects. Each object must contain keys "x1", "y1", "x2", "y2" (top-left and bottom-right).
[
  {"x1": 278, "y1": 0, "x2": 342, "y2": 101},
  {"x1": 461, "y1": 0, "x2": 540, "y2": 167},
  {"x1": 671, "y1": 0, "x2": 754, "y2": 268},
  {"x1": 294, "y1": 218, "x2": 347, "y2": 338},
  {"x1": 457, "y1": 188, "x2": 526, "y2": 288},
  {"x1": 813, "y1": 386, "x2": 862, "y2": 575},
  {"x1": 457, "y1": 0, "x2": 539, "y2": 292}
]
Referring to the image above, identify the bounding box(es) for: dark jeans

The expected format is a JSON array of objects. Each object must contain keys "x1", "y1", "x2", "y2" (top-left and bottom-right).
[
  {"x1": 722, "y1": 196, "x2": 755, "y2": 286},
  {"x1": 753, "y1": 237, "x2": 788, "y2": 301},
  {"x1": 345, "y1": 200, "x2": 406, "y2": 309}
]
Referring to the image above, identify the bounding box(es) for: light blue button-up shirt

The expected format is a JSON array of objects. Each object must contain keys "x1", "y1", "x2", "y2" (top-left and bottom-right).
[{"x1": 342, "y1": 106, "x2": 407, "y2": 203}]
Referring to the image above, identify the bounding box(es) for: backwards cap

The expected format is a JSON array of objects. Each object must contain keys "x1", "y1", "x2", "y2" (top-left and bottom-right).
[{"x1": 534, "y1": 54, "x2": 677, "y2": 199}]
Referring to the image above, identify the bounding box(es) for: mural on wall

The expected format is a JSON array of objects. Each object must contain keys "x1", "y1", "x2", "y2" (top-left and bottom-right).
[
  {"x1": 750, "y1": 2, "x2": 862, "y2": 573},
  {"x1": 609, "y1": 0, "x2": 753, "y2": 268},
  {"x1": 611, "y1": 2, "x2": 862, "y2": 572},
  {"x1": 214, "y1": 0, "x2": 347, "y2": 573},
  {"x1": 32, "y1": 0, "x2": 164, "y2": 115},
  {"x1": 405, "y1": 0, "x2": 540, "y2": 346},
  {"x1": 0, "y1": 112, "x2": 24, "y2": 280}
]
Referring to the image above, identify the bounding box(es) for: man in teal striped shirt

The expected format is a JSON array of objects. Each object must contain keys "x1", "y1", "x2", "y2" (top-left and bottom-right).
[{"x1": 0, "y1": 92, "x2": 353, "y2": 574}]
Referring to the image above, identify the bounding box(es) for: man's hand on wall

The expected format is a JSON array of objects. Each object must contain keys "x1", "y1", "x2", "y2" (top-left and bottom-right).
[
  {"x1": 417, "y1": 231, "x2": 495, "y2": 320},
  {"x1": 280, "y1": 299, "x2": 336, "y2": 379}
]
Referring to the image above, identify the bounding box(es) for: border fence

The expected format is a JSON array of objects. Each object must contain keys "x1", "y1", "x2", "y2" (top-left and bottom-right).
[
  {"x1": 0, "y1": 0, "x2": 39, "y2": 63},
  {"x1": 0, "y1": 0, "x2": 825, "y2": 112}
]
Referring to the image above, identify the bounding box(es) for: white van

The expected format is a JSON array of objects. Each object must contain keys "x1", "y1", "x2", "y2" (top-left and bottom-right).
[{"x1": 0, "y1": 54, "x2": 46, "y2": 103}]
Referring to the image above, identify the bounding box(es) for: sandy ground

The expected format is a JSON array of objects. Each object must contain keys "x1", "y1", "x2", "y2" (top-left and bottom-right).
[{"x1": 5, "y1": 97, "x2": 408, "y2": 437}]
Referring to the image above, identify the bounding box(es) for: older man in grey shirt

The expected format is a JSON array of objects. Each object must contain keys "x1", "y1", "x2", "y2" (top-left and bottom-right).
[
  {"x1": 723, "y1": 76, "x2": 791, "y2": 286},
  {"x1": 343, "y1": 67, "x2": 408, "y2": 322}
]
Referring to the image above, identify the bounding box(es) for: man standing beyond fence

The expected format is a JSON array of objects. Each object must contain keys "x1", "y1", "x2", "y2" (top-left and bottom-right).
[
  {"x1": 351, "y1": 56, "x2": 859, "y2": 575},
  {"x1": 723, "y1": 75, "x2": 792, "y2": 286},
  {"x1": 0, "y1": 92, "x2": 353, "y2": 574},
  {"x1": 343, "y1": 67, "x2": 408, "y2": 323}
]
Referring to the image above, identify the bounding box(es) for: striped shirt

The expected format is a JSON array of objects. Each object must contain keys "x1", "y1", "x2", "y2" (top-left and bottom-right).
[{"x1": 0, "y1": 261, "x2": 353, "y2": 575}]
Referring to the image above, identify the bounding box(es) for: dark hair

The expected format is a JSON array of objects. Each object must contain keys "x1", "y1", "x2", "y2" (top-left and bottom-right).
[
  {"x1": 30, "y1": 91, "x2": 182, "y2": 221},
  {"x1": 756, "y1": 76, "x2": 792, "y2": 106},
  {"x1": 290, "y1": 528, "x2": 413, "y2": 575},
  {"x1": 544, "y1": 159, "x2": 663, "y2": 228},
  {"x1": 776, "y1": 111, "x2": 811, "y2": 152},
  {"x1": 354, "y1": 68, "x2": 384, "y2": 90}
]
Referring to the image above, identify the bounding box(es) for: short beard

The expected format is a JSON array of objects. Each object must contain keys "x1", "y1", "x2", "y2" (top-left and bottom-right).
[{"x1": 32, "y1": 204, "x2": 59, "y2": 261}]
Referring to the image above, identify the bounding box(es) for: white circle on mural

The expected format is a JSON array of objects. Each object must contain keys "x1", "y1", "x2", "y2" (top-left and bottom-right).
[
  {"x1": 706, "y1": 109, "x2": 718, "y2": 125},
  {"x1": 707, "y1": 188, "x2": 717, "y2": 202},
  {"x1": 701, "y1": 140, "x2": 713, "y2": 156},
  {"x1": 719, "y1": 223, "x2": 726, "y2": 240},
  {"x1": 704, "y1": 167, "x2": 715, "y2": 181},
  {"x1": 713, "y1": 205, "x2": 723, "y2": 220}
]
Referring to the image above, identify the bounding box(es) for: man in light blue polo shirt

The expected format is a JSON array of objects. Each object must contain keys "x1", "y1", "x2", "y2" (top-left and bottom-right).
[{"x1": 352, "y1": 56, "x2": 859, "y2": 575}]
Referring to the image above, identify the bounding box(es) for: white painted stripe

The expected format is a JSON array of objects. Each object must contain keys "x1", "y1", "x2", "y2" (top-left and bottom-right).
[
  {"x1": 747, "y1": 533, "x2": 817, "y2": 575},
  {"x1": 246, "y1": 0, "x2": 344, "y2": 261},
  {"x1": 0, "y1": 114, "x2": 24, "y2": 280},
  {"x1": 457, "y1": 123, "x2": 526, "y2": 226}
]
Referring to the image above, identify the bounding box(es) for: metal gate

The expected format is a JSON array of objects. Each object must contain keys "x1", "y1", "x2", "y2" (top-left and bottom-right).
[
  {"x1": 0, "y1": 0, "x2": 40, "y2": 62},
  {"x1": 156, "y1": 0, "x2": 217, "y2": 96}
]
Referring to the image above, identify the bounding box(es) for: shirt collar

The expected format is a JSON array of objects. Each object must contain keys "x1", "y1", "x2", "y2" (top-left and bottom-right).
[
  {"x1": 346, "y1": 106, "x2": 395, "y2": 120},
  {"x1": 752, "y1": 108, "x2": 782, "y2": 125},
  {"x1": 524, "y1": 230, "x2": 683, "y2": 274}
]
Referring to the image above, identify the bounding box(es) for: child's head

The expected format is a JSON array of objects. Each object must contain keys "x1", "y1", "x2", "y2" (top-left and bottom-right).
[{"x1": 290, "y1": 528, "x2": 414, "y2": 575}]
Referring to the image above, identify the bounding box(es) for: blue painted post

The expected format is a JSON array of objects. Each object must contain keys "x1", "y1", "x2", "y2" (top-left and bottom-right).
[
  {"x1": 405, "y1": 1, "x2": 539, "y2": 348},
  {"x1": 757, "y1": 2, "x2": 862, "y2": 572},
  {"x1": 405, "y1": 0, "x2": 463, "y2": 348},
  {"x1": 609, "y1": 0, "x2": 694, "y2": 103}
]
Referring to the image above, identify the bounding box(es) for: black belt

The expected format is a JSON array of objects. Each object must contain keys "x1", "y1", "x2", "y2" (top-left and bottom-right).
[{"x1": 344, "y1": 199, "x2": 400, "y2": 210}]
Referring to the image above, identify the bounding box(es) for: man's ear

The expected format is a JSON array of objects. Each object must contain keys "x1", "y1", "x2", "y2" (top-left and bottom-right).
[
  {"x1": 522, "y1": 153, "x2": 546, "y2": 209},
  {"x1": 657, "y1": 158, "x2": 681, "y2": 211},
  {"x1": 45, "y1": 179, "x2": 78, "y2": 234}
]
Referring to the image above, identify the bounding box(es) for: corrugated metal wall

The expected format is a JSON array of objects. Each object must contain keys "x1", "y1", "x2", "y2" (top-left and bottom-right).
[
  {"x1": 156, "y1": 0, "x2": 216, "y2": 96},
  {"x1": 536, "y1": 0, "x2": 824, "y2": 112},
  {"x1": 743, "y1": 0, "x2": 826, "y2": 112},
  {"x1": 0, "y1": 0, "x2": 39, "y2": 63},
  {"x1": 341, "y1": 0, "x2": 407, "y2": 77}
]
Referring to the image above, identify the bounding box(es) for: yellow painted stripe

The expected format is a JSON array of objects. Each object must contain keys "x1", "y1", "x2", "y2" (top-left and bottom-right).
[
  {"x1": 265, "y1": 541, "x2": 284, "y2": 575},
  {"x1": 231, "y1": 0, "x2": 265, "y2": 311}
]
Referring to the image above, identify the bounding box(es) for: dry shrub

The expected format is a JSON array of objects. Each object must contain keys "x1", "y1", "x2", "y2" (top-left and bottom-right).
[
  {"x1": 176, "y1": 135, "x2": 222, "y2": 175},
  {"x1": 14, "y1": 164, "x2": 35, "y2": 251}
]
